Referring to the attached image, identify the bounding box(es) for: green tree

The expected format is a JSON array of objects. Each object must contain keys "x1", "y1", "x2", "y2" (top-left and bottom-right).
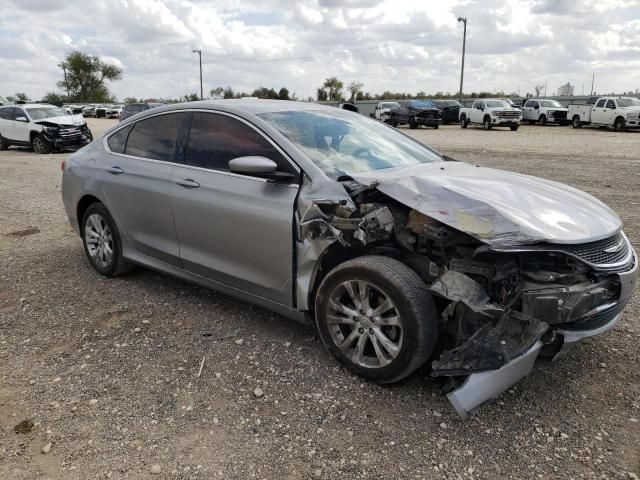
[
  {"x1": 123, "y1": 97, "x2": 139, "y2": 104},
  {"x1": 348, "y1": 81, "x2": 363, "y2": 101},
  {"x1": 57, "y1": 51, "x2": 122, "y2": 103},
  {"x1": 251, "y1": 87, "x2": 279, "y2": 99},
  {"x1": 42, "y1": 92, "x2": 65, "y2": 104},
  {"x1": 223, "y1": 86, "x2": 235, "y2": 99},
  {"x1": 316, "y1": 87, "x2": 328, "y2": 101},
  {"x1": 278, "y1": 87, "x2": 290, "y2": 100},
  {"x1": 181, "y1": 93, "x2": 200, "y2": 102},
  {"x1": 321, "y1": 77, "x2": 343, "y2": 101},
  {"x1": 210, "y1": 87, "x2": 224, "y2": 99},
  {"x1": 6, "y1": 92, "x2": 29, "y2": 103}
]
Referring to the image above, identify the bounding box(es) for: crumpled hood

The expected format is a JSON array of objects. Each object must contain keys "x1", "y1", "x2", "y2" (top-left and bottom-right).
[
  {"x1": 352, "y1": 162, "x2": 621, "y2": 247},
  {"x1": 35, "y1": 114, "x2": 85, "y2": 127}
]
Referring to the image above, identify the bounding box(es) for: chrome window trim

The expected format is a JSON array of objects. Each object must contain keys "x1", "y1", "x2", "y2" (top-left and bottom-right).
[{"x1": 102, "y1": 108, "x2": 301, "y2": 186}]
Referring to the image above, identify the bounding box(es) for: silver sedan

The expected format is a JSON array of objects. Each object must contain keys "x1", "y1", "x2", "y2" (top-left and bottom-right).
[{"x1": 62, "y1": 100, "x2": 637, "y2": 418}]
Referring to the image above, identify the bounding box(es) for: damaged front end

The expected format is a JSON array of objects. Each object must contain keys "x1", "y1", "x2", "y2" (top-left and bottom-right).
[
  {"x1": 296, "y1": 172, "x2": 638, "y2": 418},
  {"x1": 37, "y1": 120, "x2": 93, "y2": 151}
]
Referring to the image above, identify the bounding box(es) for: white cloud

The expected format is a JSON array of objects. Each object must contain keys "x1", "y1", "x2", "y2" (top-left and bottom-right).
[{"x1": 1, "y1": 0, "x2": 639, "y2": 101}]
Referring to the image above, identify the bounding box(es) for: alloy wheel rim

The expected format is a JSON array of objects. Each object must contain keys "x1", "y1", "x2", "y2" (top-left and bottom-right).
[
  {"x1": 85, "y1": 213, "x2": 114, "y2": 268},
  {"x1": 326, "y1": 280, "x2": 403, "y2": 368},
  {"x1": 33, "y1": 137, "x2": 45, "y2": 153}
]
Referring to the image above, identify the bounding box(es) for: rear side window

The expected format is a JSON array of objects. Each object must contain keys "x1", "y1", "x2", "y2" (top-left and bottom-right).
[
  {"x1": 184, "y1": 112, "x2": 294, "y2": 174},
  {"x1": 125, "y1": 113, "x2": 187, "y2": 161},
  {"x1": 107, "y1": 124, "x2": 133, "y2": 154},
  {"x1": 595, "y1": 99, "x2": 606, "y2": 108},
  {"x1": 605, "y1": 100, "x2": 615, "y2": 109},
  {"x1": 0, "y1": 108, "x2": 13, "y2": 120}
]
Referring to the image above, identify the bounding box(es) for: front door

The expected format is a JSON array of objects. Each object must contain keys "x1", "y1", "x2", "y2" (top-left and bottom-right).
[
  {"x1": 591, "y1": 98, "x2": 608, "y2": 124},
  {"x1": 171, "y1": 111, "x2": 300, "y2": 306},
  {"x1": 99, "y1": 112, "x2": 189, "y2": 266}
]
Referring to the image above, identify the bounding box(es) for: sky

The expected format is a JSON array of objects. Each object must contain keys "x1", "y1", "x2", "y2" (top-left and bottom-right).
[{"x1": 1, "y1": 0, "x2": 639, "y2": 101}]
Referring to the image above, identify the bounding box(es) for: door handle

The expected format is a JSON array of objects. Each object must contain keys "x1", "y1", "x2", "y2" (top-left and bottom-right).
[
  {"x1": 106, "y1": 166, "x2": 124, "y2": 174},
  {"x1": 175, "y1": 178, "x2": 200, "y2": 189}
]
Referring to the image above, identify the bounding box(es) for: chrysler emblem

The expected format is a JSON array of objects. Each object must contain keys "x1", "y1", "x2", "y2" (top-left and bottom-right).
[{"x1": 603, "y1": 238, "x2": 625, "y2": 254}]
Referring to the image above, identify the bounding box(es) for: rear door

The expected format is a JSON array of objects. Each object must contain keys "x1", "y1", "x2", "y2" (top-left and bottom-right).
[
  {"x1": 0, "y1": 107, "x2": 17, "y2": 140},
  {"x1": 171, "y1": 111, "x2": 300, "y2": 305},
  {"x1": 471, "y1": 101, "x2": 485, "y2": 123},
  {"x1": 11, "y1": 107, "x2": 31, "y2": 143},
  {"x1": 522, "y1": 100, "x2": 533, "y2": 121},
  {"x1": 100, "y1": 111, "x2": 189, "y2": 266}
]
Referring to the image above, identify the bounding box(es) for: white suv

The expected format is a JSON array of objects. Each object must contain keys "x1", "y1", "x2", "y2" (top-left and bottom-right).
[{"x1": 0, "y1": 103, "x2": 93, "y2": 153}]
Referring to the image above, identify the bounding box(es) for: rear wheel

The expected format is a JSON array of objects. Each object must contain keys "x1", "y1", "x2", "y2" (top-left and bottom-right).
[
  {"x1": 408, "y1": 116, "x2": 418, "y2": 129},
  {"x1": 614, "y1": 117, "x2": 626, "y2": 132},
  {"x1": 460, "y1": 117, "x2": 468, "y2": 128},
  {"x1": 483, "y1": 117, "x2": 492, "y2": 130},
  {"x1": 31, "y1": 134, "x2": 51, "y2": 154},
  {"x1": 315, "y1": 256, "x2": 438, "y2": 384},
  {"x1": 538, "y1": 114, "x2": 547, "y2": 126},
  {"x1": 0, "y1": 134, "x2": 9, "y2": 150},
  {"x1": 81, "y1": 203, "x2": 134, "y2": 277},
  {"x1": 572, "y1": 116, "x2": 582, "y2": 128}
]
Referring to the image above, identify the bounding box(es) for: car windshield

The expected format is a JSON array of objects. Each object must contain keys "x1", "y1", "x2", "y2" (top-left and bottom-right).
[
  {"x1": 26, "y1": 107, "x2": 68, "y2": 119},
  {"x1": 617, "y1": 98, "x2": 640, "y2": 107},
  {"x1": 485, "y1": 100, "x2": 510, "y2": 108},
  {"x1": 408, "y1": 100, "x2": 434, "y2": 108},
  {"x1": 258, "y1": 109, "x2": 443, "y2": 178},
  {"x1": 540, "y1": 100, "x2": 563, "y2": 108},
  {"x1": 381, "y1": 102, "x2": 400, "y2": 108}
]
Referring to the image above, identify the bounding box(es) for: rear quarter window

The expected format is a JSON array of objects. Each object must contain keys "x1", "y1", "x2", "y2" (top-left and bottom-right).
[
  {"x1": 0, "y1": 108, "x2": 13, "y2": 120},
  {"x1": 124, "y1": 113, "x2": 188, "y2": 162},
  {"x1": 107, "y1": 124, "x2": 133, "y2": 154}
]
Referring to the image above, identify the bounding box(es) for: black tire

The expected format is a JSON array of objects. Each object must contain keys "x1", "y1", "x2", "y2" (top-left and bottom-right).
[
  {"x1": 390, "y1": 115, "x2": 398, "y2": 128},
  {"x1": 315, "y1": 256, "x2": 438, "y2": 384},
  {"x1": 572, "y1": 116, "x2": 582, "y2": 129},
  {"x1": 408, "y1": 116, "x2": 417, "y2": 129},
  {"x1": 614, "y1": 117, "x2": 626, "y2": 132},
  {"x1": 81, "y1": 203, "x2": 134, "y2": 277},
  {"x1": 433, "y1": 124, "x2": 439, "y2": 129},
  {"x1": 483, "y1": 117, "x2": 492, "y2": 130},
  {"x1": 0, "y1": 134, "x2": 8, "y2": 150},
  {"x1": 538, "y1": 115, "x2": 547, "y2": 126},
  {"x1": 460, "y1": 116, "x2": 468, "y2": 129},
  {"x1": 510, "y1": 124, "x2": 519, "y2": 131},
  {"x1": 31, "y1": 134, "x2": 51, "y2": 154}
]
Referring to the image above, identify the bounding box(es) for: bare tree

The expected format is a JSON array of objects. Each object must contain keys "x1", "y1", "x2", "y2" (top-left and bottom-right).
[
  {"x1": 534, "y1": 84, "x2": 545, "y2": 97},
  {"x1": 348, "y1": 81, "x2": 363, "y2": 101}
]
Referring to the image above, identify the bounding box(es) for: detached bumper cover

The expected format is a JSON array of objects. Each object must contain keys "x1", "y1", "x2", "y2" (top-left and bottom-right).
[{"x1": 445, "y1": 252, "x2": 637, "y2": 419}]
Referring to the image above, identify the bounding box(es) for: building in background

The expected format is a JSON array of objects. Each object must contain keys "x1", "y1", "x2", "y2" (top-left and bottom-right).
[{"x1": 557, "y1": 82, "x2": 575, "y2": 96}]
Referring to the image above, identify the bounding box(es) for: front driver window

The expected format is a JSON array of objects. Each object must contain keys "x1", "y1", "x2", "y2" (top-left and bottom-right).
[{"x1": 184, "y1": 112, "x2": 295, "y2": 174}]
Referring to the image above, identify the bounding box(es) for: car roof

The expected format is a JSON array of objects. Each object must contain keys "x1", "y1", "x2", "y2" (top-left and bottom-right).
[
  {"x1": 142, "y1": 99, "x2": 338, "y2": 116},
  {"x1": 3, "y1": 103, "x2": 56, "y2": 108}
]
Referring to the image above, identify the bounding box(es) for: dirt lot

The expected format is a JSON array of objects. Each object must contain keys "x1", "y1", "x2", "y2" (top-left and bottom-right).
[{"x1": 1, "y1": 118, "x2": 639, "y2": 479}]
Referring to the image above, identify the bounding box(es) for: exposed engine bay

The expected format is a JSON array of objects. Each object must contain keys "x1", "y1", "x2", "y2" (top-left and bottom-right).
[{"x1": 297, "y1": 176, "x2": 632, "y2": 386}]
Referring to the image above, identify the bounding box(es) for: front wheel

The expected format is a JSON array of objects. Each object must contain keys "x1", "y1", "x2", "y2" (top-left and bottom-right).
[
  {"x1": 483, "y1": 117, "x2": 492, "y2": 130},
  {"x1": 572, "y1": 116, "x2": 582, "y2": 128},
  {"x1": 31, "y1": 134, "x2": 51, "y2": 154},
  {"x1": 433, "y1": 124, "x2": 439, "y2": 129},
  {"x1": 390, "y1": 115, "x2": 398, "y2": 128},
  {"x1": 614, "y1": 117, "x2": 626, "y2": 132},
  {"x1": 460, "y1": 117, "x2": 468, "y2": 128},
  {"x1": 408, "y1": 116, "x2": 418, "y2": 129},
  {"x1": 510, "y1": 124, "x2": 519, "y2": 131},
  {"x1": 81, "y1": 203, "x2": 134, "y2": 277},
  {"x1": 315, "y1": 256, "x2": 438, "y2": 384},
  {"x1": 0, "y1": 134, "x2": 9, "y2": 150},
  {"x1": 538, "y1": 115, "x2": 547, "y2": 126}
]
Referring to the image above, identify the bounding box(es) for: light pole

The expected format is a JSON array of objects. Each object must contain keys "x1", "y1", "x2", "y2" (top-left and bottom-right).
[
  {"x1": 192, "y1": 49, "x2": 203, "y2": 99},
  {"x1": 457, "y1": 17, "x2": 467, "y2": 103},
  {"x1": 58, "y1": 62, "x2": 70, "y2": 100}
]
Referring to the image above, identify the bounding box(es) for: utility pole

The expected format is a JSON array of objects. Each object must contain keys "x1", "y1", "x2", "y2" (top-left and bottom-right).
[
  {"x1": 457, "y1": 17, "x2": 467, "y2": 103},
  {"x1": 544, "y1": 81, "x2": 547, "y2": 96},
  {"x1": 59, "y1": 62, "x2": 70, "y2": 100},
  {"x1": 192, "y1": 49, "x2": 203, "y2": 99},
  {"x1": 590, "y1": 72, "x2": 595, "y2": 96}
]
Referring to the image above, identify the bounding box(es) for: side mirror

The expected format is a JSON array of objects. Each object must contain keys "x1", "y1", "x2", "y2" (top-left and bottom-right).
[
  {"x1": 15, "y1": 116, "x2": 29, "y2": 122},
  {"x1": 534, "y1": 105, "x2": 539, "y2": 110},
  {"x1": 609, "y1": 105, "x2": 616, "y2": 110},
  {"x1": 228, "y1": 156, "x2": 298, "y2": 182}
]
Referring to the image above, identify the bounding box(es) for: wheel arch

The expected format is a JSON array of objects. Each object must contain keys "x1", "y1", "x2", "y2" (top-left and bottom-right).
[
  {"x1": 77, "y1": 194, "x2": 103, "y2": 231},
  {"x1": 483, "y1": 114, "x2": 491, "y2": 122}
]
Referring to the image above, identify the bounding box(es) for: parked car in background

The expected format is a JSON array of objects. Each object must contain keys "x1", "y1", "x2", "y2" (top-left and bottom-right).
[
  {"x1": 0, "y1": 103, "x2": 92, "y2": 153},
  {"x1": 428, "y1": 99, "x2": 462, "y2": 124},
  {"x1": 95, "y1": 105, "x2": 112, "y2": 118},
  {"x1": 389, "y1": 100, "x2": 441, "y2": 129},
  {"x1": 63, "y1": 105, "x2": 85, "y2": 115},
  {"x1": 82, "y1": 105, "x2": 98, "y2": 117},
  {"x1": 61, "y1": 100, "x2": 637, "y2": 418},
  {"x1": 374, "y1": 101, "x2": 401, "y2": 122},
  {"x1": 119, "y1": 102, "x2": 166, "y2": 122},
  {"x1": 568, "y1": 96, "x2": 640, "y2": 132},
  {"x1": 459, "y1": 99, "x2": 522, "y2": 130},
  {"x1": 106, "y1": 105, "x2": 124, "y2": 119},
  {"x1": 522, "y1": 99, "x2": 569, "y2": 125}
]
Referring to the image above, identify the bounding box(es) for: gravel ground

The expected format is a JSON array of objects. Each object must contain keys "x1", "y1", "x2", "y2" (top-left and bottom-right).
[{"x1": 1, "y1": 118, "x2": 639, "y2": 480}]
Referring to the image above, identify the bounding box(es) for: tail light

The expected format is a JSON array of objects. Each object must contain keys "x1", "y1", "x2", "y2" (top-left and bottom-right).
[{"x1": 61, "y1": 160, "x2": 66, "y2": 171}]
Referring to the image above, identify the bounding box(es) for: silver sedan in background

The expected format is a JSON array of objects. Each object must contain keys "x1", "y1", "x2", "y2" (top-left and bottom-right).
[{"x1": 61, "y1": 100, "x2": 637, "y2": 418}]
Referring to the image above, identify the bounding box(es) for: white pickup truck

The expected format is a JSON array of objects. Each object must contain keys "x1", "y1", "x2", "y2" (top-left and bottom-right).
[
  {"x1": 373, "y1": 101, "x2": 400, "y2": 122},
  {"x1": 522, "y1": 98, "x2": 569, "y2": 125},
  {"x1": 568, "y1": 96, "x2": 640, "y2": 132},
  {"x1": 459, "y1": 99, "x2": 522, "y2": 130}
]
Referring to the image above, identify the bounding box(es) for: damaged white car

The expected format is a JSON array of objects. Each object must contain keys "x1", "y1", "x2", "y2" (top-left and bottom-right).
[{"x1": 61, "y1": 100, "x2": 637, "y2": 418}]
